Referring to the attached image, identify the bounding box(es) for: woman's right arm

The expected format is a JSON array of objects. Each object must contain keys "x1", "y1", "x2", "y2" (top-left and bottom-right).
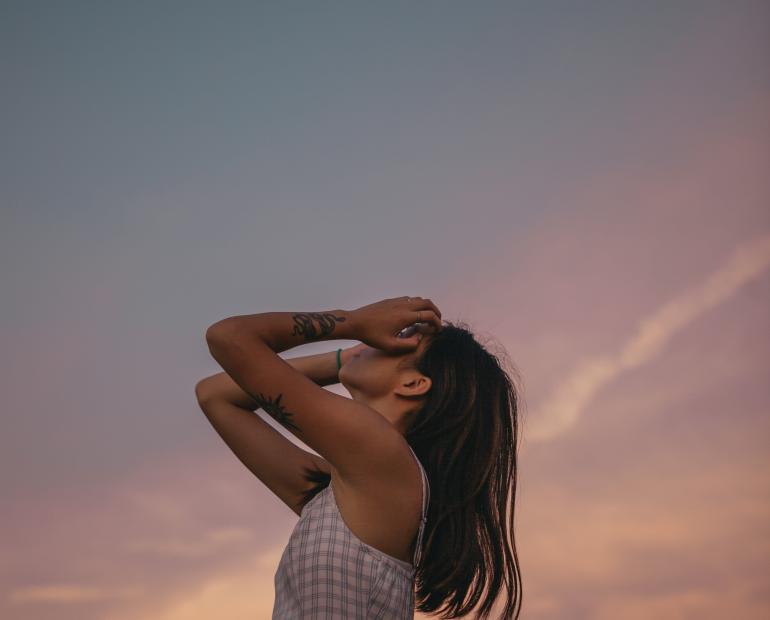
[{"x1": 196, "y1": 347, "x2": 354, "y2": 409}]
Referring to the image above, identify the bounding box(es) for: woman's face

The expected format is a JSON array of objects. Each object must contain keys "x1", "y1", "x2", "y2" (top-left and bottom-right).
[
  {"x1": 339, "y1": 325, "x2": 433, "y2": 403},
  {"x1": 338, "y1": 342, "x2": 407, "y2": 400}
]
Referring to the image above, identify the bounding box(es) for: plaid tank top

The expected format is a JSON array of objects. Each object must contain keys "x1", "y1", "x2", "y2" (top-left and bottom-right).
[{"x1": 272, "y1": 444, "x2": 430, "y2": 619}]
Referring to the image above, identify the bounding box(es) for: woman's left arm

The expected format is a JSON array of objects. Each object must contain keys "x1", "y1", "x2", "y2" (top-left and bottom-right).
[{"x1": 208, "y1": 308, "x2": 358, "y2": 354}]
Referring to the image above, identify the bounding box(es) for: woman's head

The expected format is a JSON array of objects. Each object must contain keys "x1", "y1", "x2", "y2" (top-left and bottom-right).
[
  {"x1": 342, "y1": 318, "x2": 525, "y2": 619},
  {"x1": 338, "y1": 322, "x2": 438, "y2": 435}
]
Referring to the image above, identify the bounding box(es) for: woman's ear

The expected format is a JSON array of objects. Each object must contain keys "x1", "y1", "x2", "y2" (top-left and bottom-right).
[{"x1": 394, "y1": 373, "x2": 432, "y2": 398}]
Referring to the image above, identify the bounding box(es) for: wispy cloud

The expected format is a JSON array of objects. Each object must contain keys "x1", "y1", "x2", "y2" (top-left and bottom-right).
[
  {"x1": 8, "y1": 585, "x2": 143, "y2": 604},
  {"x1": 101, "y1": 552, "x2": 283, "y2": 620},
  {"x1": 123, "y1": 526, "x2": 255, "y2": 558},
  {"x1": 529, "y1": 232, "x2": 770, "y2": 441}
]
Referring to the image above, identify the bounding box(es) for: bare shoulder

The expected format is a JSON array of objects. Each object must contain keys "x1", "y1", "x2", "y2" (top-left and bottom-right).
[
  {"x1": 337, "y1": 432, "x2": 420, "y2": 492},
  {"x1": 331, "y1": 437, "x2": 424, "y2": 564}
]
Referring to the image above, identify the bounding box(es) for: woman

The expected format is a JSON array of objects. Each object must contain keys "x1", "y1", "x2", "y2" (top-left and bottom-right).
[{"x1": 196, "y1": 296, "x2": 523, "y2": 619}]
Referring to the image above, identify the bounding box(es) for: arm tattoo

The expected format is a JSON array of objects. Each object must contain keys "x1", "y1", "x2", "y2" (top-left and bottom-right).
[
  {"x1": 247, "y1": 311, "x2": 346, "y2": 434},
  {"x1": 253, "y1": 391, "x2": 301, "y2": 434},
  {"x1": 290, "y1": 312, "x2": 347, "y2": 342}
]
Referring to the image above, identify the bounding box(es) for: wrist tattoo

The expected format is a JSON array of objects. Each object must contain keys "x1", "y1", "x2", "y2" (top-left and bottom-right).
[{"x1": 290, "y1": 312, "x2": 347, "y2": 342}]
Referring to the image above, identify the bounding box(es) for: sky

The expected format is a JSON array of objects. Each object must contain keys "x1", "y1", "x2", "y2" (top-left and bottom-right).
[{"x1": 1, "y1": 1, "x2": 769, "y2": 618}]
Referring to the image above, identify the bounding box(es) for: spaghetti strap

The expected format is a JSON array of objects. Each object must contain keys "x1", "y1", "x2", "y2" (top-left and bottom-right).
[{"x1": 405, "y1": 444, "x2": 430, "y2": 568}]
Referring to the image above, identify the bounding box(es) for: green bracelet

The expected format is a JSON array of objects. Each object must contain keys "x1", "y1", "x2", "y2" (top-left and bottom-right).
[{"x1": 336, "y1": 348, "x2": 342, "y2": 371}]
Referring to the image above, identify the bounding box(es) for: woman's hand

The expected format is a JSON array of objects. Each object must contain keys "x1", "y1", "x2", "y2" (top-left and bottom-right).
[{"x1": 349, "y1": 296, "x2": 443, "y2": 354}]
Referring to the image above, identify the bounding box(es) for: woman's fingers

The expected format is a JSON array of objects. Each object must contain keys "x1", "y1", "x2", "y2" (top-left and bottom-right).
[
  {"x1": 425, "y1": 298, "x2": 442, "y2": 320},
  {"x1": 415, "y1": 309, "x2": 442, "y2": 332},
  {"x1": 397, "y1": 315, "x2": 441, "y2": 341},
  {"x1": 406, "y1": 296, "x2": 442, "y2": 322},
  {"x1": 416, "y1": 321, "x2": 438, "y2": 336}
]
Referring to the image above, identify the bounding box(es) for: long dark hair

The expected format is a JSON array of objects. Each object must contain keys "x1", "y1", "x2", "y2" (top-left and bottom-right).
[{"x1": 302, "y1": 320, "x2": 525, "y2": 619}]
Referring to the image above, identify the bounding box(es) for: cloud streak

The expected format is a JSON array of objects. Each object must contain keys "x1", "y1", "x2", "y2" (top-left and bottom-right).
[
  {"x1": 529, "y1": 232, "x2": 770, "y2": 441},
  {"x1": 8, "y1": 585, "x2": 143, "y2": 604},
  {"x1": 123, "y1": 526, "x2": 256, "y2": 558}
]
